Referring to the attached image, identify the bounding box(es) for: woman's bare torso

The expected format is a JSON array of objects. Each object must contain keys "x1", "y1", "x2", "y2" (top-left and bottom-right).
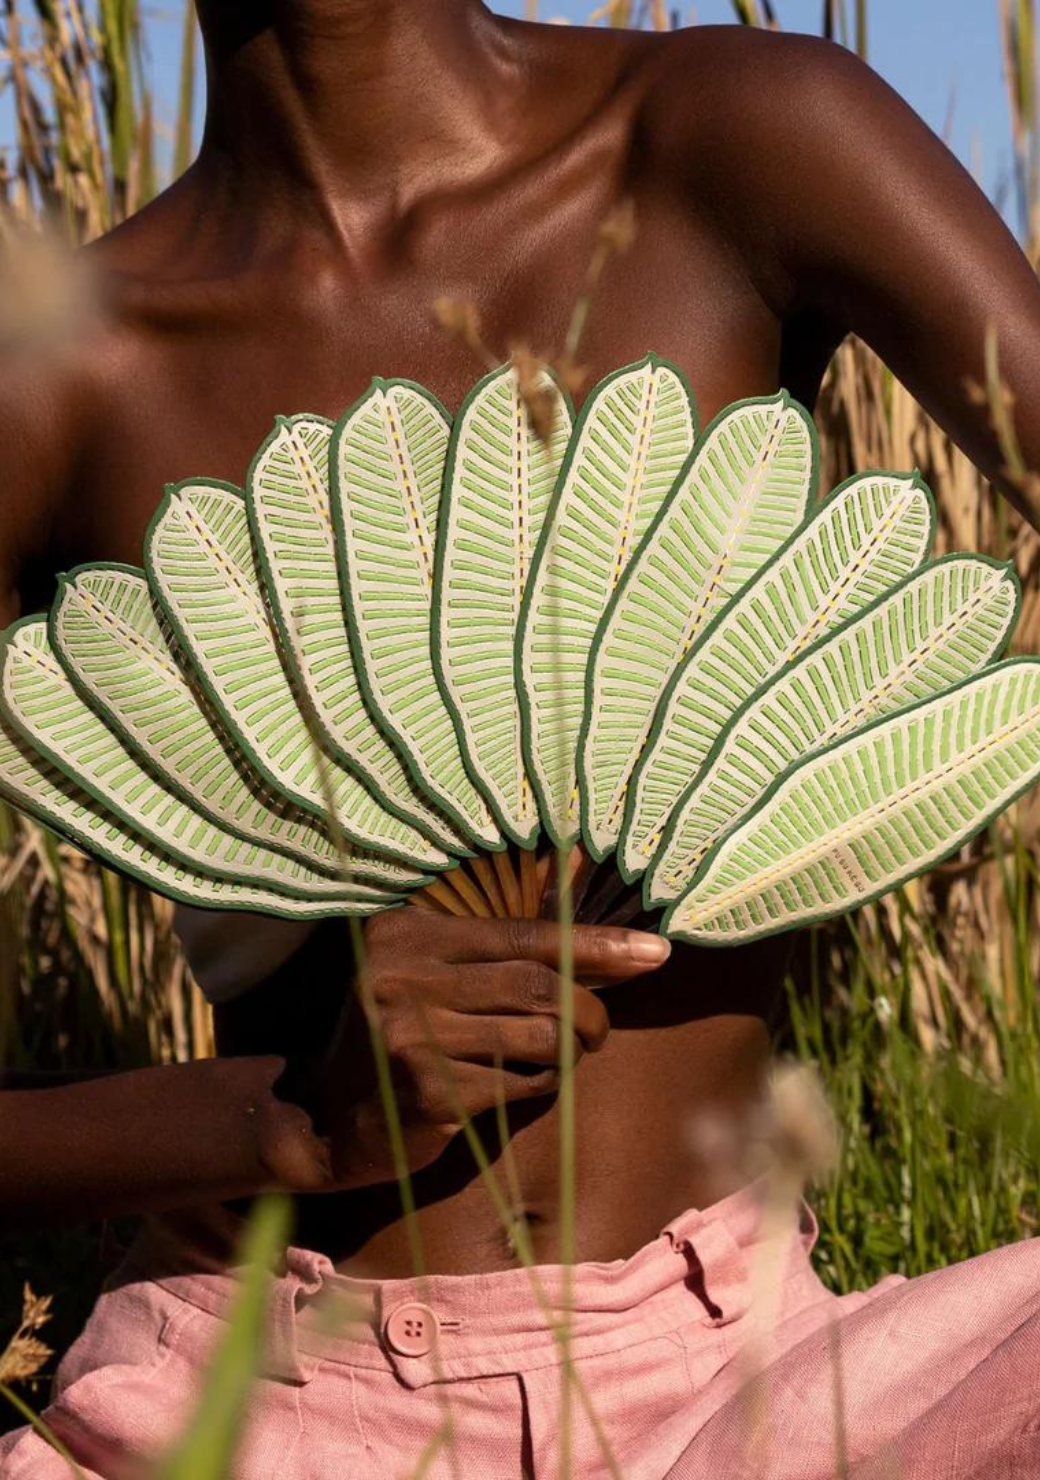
[{"x1": 8, "y1": 19, "x2": 846, "y2": 1273}]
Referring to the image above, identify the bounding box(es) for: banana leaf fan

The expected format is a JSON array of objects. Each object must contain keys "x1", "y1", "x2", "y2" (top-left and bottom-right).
[{"x1": 1, "y1": 356, "x2": 1037, "y2": 947}]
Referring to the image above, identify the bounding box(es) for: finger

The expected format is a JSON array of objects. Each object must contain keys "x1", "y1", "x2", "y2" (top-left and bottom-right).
[
  {"x1": 408, "y1": 1056, "x2": 563, "y2": 1124},
  {"x1": 411, "y1": 914, "x2": 671, "y2": 977},
  {"x1": 451, "y1": 964, "x2": 610, "y2": 1051},
  {"x1": 444, "y1": 1012, "x2": 582, "y2": 1069},
  {"x1": 461, "y1": 1060, "x2": 562, "y2": 1112}
]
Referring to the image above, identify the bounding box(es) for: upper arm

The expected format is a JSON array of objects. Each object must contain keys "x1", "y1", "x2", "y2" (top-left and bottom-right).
[
  {"x1": 0, "y1": 355, "x2": 77, "y2": 626},
  {"x1": 721, "y1": 34, "x2": 1040, "y2": 524}
]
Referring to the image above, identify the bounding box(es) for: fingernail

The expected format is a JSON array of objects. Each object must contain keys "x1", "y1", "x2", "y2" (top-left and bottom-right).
[{"x1": 628, "y1": 933, "x2": 672, "y2": 964}]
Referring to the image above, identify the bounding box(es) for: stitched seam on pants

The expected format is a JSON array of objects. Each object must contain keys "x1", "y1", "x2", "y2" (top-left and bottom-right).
[
  {"x1": 157, "y1": 1298, "x2": 205, "y2": 1354},
  {"x1": 666, "y1": 1329, "x2": 697, "y2": 1400},
  {"x1": 348, "y1": 1366, "x2": 371, "y2": 1454},
  {"x1": 270, "y1": 1383, "x2": 307, "y2": 1478}
]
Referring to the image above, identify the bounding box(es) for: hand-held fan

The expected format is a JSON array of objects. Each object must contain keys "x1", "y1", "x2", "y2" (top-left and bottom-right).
[{"x1": 2, "y1": 356, "x2": 1039, "y2": 948}]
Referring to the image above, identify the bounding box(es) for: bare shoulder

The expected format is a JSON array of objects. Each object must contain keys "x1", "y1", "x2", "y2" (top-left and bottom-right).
[
  {"x1": 638, "y1": 25, "x2": 887, "y2": 149},
  {"x1": 0, "y1": 331, "x2": 87, "y2": 621},
  {"x1": 0, "y1": 200, "x2": 187, "y2": 620},
  {"x1": 631, "y1": 27, "x2": 936, "y2": 313}
]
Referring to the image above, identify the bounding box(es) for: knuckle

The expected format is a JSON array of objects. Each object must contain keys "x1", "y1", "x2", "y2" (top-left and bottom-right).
[
  {"x1": 364, "y1": 909, "x2": 409, "y2": 951},
  {"x1": 410, "y1": 1071, "x2": 441, "y2": 1118},
  {"x1": 530, "y1": 1014, "x2": 561, "y2": 1059},
  {"x1": 367, "y1": 967, "x2": 432, "y2": 1009},
  {"x1": 384, "y1": 1022, "x2": 420, "y2": 1065},
  {"x1": 430, "y1": 1119, "x2": 462, "y2": 1147},
  {"x1": 412, "y1": 1061, "x2": 457, "y2": 1119},
  {"x1": 368, "y1": 964, "x2": 402, "y2": 995},
  {"x1": 579, "y1": 925, "x2": 616, "y2": 960},
  {"x1": 521, "y1": 962, "x2": 558, "y2": 1011},
  {"x1": 521, "y1": 1067, "x2": 561, "y2": 1097},
  {"x1": 505, "y1": 917, "x2": 538, "y2": 960},
  {"x1": 577, "y1": 986, "x2": 609, "y2": 1034}
]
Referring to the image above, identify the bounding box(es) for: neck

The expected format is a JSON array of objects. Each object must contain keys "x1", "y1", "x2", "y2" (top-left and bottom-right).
[{"x1": 197, "y1": 0, "x2": 519, "y2": 223}]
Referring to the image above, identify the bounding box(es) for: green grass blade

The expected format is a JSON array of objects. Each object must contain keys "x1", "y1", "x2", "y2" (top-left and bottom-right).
[
  {"x1": 433, "y1": 362, "x2": 572, "y2": 847},
  {"x1": 579, "y1": 391, "x2": 818, "y2": 861},
  {"x1": 517, "y1": 355, "x2": 697, "y2": 846},
  {"x1": 331, "y1": 380, "x2": 502, "y2": 849},
  {"x1": 621, "y1": 470, "x2": 937, "y2": 880},
  {"x1": 648, "y1": 555, "x2": 1020, "y2": 905},
  {"x1": 665, "y1": 660, "x2": 1040, "y2": 944},
  {"x1": 154, "y1": 1196, "x2": 290, "y2": 1480}
]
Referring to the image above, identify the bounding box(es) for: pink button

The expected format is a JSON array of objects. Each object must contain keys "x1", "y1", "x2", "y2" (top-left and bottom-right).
[{"x1": 383, "y1": 1301, "x2": 439, "y2": 1358}]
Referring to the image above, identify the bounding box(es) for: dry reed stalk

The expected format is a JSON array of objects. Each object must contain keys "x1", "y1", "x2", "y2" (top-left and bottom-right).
[
  {"x1": 816, "y1": 327, "x2": 1040, "y2": 1069},
  {"x1": 0, "y1": 1286, "x2": 52, "y2": 1385}
]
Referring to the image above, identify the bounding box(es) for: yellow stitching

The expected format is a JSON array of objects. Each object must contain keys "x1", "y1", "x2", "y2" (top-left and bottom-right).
[
  {"x1": 382, "y1": 391, "x2": 434, "y2": 589},
  {"x1": 178, "y1": 498, "x2": 271, "y2": 635},
  {"x1": 515, "y1": 380, "x2": 527, "y2": 610},
  {"x1": 515, "y1": 379, "x2": 531, "y2": 818},
  {"x1": 284, "y1": 422, "x2": 334, "y2": 537},
  {"x1": 783, "y1": 483, "x2": 915, "y2": 662},
  {"x1": 680, "y1": 409, "x2": 787, "y2": 660},
  {"x1": 611, "y1": 368, "x2": 657, "y2": 591},
  {"x1": 603, "y1": 410, "x2": 790, "y2": 833},
  {"x1": 68, "y1": 583, "x2": 181, "y2": 681}
]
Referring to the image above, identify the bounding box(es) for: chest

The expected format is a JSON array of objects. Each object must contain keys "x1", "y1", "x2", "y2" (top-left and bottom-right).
[{"x1": 60, "y1": 175, "x2": 783, "y2": 576}]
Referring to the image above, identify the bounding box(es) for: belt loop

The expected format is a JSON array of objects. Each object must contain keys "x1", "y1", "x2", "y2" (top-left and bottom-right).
[
  {"x1": 799, "y1": 1198, "x2": 820, "y2": 1255},
  {"x1": 668, "y1": 1217, "x2": 751, "y2": 1328},
  {"x1": 262, "y1": 1246, "x2": 329, "y2": 1386}
]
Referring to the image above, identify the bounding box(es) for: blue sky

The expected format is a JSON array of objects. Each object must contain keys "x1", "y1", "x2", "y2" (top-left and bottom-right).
[{"x1": 31, "y1": 3, "x2": 1026, "y2": 229}]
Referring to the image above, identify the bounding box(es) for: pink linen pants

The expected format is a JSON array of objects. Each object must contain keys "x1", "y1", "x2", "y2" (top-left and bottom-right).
[{"x1": 3, "y1": 1182, "x2": 1040, "y2": 1478}]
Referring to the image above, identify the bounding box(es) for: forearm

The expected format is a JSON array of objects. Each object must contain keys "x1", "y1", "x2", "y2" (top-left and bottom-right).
[{"x1": 0, "y1": 1054, "x2": 334, "y2": 1226}]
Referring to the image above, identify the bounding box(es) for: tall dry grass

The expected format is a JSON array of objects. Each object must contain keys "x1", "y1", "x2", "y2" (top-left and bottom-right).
[{"x1": 0, "y1": 0, "x2": 209, "y2": 1080}]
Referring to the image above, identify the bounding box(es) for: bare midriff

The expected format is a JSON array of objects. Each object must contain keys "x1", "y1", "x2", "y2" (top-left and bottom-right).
[{"x1": 210, "y1": 924, "x2": 788, "y2": 1275}]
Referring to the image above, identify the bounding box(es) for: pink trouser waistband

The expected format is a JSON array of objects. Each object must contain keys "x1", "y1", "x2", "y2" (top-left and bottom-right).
[{"x1": 123, "y1": 1180, "x2": 818, "y2": 1391}]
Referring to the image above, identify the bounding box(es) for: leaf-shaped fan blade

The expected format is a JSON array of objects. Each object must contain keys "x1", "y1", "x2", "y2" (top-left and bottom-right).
[
  {"x1": 0, "y1": 620, "x2": 401, "y2": 905},
  {"x1": 248, "y1": 417, "x2": 470, "y2": 855},
  {"x1": 146, "y1": 481, "x2": 451, "y2": 873},
  {"x1": 50, "y1": 564, "x2": 411, "y2": 889},
  {"x1": 434, "y1": 362, "x2": 572, "y2": 847},
  {"x1": 0, "y1": 711, "x2": 382, "y2": 919},
  {"x1": 648, "y1": 556, "x2": 1019, "y2": 906},
  {"x1": 516, "y1": 356, "x2": 698, "y2": 847},
  {"x1": 621, "y1": 471, "x2": 937, "y2": 880},
  {"x1": 579, "y1": 392, "x2": 817, "y2": 861},
  {"x1": 331, "y1": 381, "x2": 501, "y2": 849},
  {"x1": 665, "y1": 660, "x2": 1040, "y2": 946}
]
